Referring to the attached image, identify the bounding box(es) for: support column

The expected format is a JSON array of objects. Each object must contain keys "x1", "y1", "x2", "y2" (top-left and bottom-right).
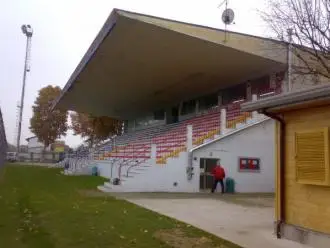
[
  {"x1": 246, "y1": 82, "x2": 252, "y2": 101},
  {"x1": 221, "y1": 108, "x2": 227, "y2": 134},
  {"x1": 187, "y1": 125, "x2": 193, "y2": 151},
  {"x1": 218, "y1": 92, "x2": 223, "y2": 107},
  {"x1": 252, "y1": 94, "x2": 258, "y2": 119},
  {"x1": 179, "y1": 101, "x2": 183, "y2": 118},
  {"x1": 151, "y1": 144, "x2": 157, "y2": 166},
  {"x1": 195, "y1": 100, "x2": 199, "y2": 115}
]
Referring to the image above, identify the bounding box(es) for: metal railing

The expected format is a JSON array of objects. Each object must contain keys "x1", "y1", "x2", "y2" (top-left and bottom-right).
[{"x1": 0, "y1": 109, "x2": 7, "y2": 168}]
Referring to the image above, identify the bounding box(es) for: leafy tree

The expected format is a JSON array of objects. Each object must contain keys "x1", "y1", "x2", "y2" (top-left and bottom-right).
[
  {"x1": 30, "y1": 86, "x2": 68, "y2": 150},
  {"x1": 70, "y1": 112, "x2": 122, "y2": 147},
  {"x1": 262, "y1": 0, "x2": 330, "y2": 79}
]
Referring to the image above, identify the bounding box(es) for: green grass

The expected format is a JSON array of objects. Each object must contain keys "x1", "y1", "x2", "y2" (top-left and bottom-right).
[{"x1": 0, "y1": 165, "x2": 241, "y2": 248}]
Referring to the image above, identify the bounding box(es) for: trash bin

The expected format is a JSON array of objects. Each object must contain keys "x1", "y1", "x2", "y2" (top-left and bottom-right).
[
  {"x1": 225, "y1": 177, "x2": 235, "y2": 193},
  {"x1": 91, "y1": 166, "x2": 98, "y2": 176},
  {"x1": 64, "y1": 160, "x2": 69, "y2": 169}
]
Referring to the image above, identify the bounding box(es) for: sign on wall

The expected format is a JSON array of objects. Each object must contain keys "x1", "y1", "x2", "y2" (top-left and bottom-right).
[{"x1": 239, "y1": 157, "x2": 260, "y2": 172}]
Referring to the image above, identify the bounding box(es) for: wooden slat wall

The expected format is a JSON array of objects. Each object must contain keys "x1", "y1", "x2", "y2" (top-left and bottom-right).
[
  {"x1": 295, "y1": 129, "x2": 328, "y2": 184},
  {"x1": 283, "y1": 105, "x2": 330, "y2": 234}
]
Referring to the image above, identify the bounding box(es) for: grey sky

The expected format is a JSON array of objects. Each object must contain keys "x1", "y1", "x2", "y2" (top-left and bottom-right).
[{"x1": 0, "y1": 0, "x2": 266, "y2": 148}]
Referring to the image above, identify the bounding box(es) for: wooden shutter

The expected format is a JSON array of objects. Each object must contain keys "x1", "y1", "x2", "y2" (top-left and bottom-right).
[{"x1": 295, "y1": 128, "x2": 329, "y2": 185}]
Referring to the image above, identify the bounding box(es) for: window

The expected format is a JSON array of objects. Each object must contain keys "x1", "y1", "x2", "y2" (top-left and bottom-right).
[
  {"x1": 199, "y1": 93, "x2": 218, "y2": 111},
  {"x1": 153, "y1": 109, "x2": 165, "y2": 120},
  {"x1": 181, "y1": 100, "x2": 196, "y2": 115},
  {"x1": 295, "y1": 128, "x2": 330, "y2": 186}
]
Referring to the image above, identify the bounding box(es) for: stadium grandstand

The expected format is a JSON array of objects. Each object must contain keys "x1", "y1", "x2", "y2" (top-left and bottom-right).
[
  {"x1": 53, "y1": 9, "x2": 310, "y2": 193},
  {"x1": 0, "y1": 108, "x2": 7, "y2": 168}
]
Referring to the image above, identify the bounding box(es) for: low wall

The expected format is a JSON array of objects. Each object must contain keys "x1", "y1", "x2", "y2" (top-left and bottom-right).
[{"x1": 18, "y1": 152, "x2": 61, "y2": 163}]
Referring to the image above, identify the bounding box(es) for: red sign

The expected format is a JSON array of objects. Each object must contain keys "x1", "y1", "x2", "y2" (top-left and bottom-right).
[{"x1": 239, "y1": 157, "x2": 260, "y2": 171}]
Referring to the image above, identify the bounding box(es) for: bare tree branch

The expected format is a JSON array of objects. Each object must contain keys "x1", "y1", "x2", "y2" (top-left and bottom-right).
[{"x1": 261, "y1": 0, "x2": 330, "y2": 79}]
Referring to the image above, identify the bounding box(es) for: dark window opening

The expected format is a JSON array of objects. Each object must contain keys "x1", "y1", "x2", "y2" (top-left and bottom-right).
[
  {"x1": 181, "y1": 99, "x2": 196, "y2": 115},
  {"x1": 153, "y1": 109, "x2": 165, "y2": 120}
]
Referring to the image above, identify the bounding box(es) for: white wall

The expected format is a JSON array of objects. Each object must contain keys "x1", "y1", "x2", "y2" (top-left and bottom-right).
[
  {"x1": 103, "y1": 153, "x2": 199, "y2": 192},
  {"x1": 96, "y1": 159, "x2": 123, "y2": 179},
  {"x1": 192, "y1": 119, "x2": 275, "y2": 193},
  {"x1": 97, "y1": 119, "x2": 275, "y2": 193}
]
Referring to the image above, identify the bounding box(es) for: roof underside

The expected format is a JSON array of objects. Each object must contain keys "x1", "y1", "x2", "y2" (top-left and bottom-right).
[{"x1": 55, "y1": 9, "x2": 287, "y2": 120}]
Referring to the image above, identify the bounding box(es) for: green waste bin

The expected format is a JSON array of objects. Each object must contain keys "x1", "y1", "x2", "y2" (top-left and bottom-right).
[
  {"x1": 91, "y1": 166, "x2": 98, "y2": 176},
  {"x1": 225, "y1": 177, "x2": 235, "y2": 193}
]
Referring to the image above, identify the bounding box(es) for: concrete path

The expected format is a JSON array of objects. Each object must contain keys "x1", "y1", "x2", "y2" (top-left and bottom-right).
[{"x1": 116, "y1": 194, "x2": 311, "y2": 248}]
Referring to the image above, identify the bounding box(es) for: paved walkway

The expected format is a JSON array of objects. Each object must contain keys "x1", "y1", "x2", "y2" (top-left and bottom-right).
[{"x1": 114, "y1": 193, "x2": 311, "y2": 248}]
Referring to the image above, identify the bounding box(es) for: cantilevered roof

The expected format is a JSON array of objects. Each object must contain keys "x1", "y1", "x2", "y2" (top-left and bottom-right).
[
  {"x1": 53, "y1": 9, "x2": 288, "y2": 119},
  {"x1": 241, "y1": 84, "x2": 330, "y2": 113}
]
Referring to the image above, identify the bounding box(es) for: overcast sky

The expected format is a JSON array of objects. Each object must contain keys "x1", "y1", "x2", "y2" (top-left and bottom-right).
[{"x1": 0, "y1": 0, "x2": 267, "y2": 148}]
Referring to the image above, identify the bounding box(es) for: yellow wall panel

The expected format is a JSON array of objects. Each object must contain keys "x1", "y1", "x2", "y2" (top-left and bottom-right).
[{"x1": 284, "y1": 105, "x2": 330, "y2": 234}]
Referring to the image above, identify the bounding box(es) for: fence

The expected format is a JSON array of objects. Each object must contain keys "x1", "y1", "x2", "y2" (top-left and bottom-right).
[
  {"x1": 0, "y1": 109, "x2": 7, "y2": 168},
  {"x1": 18, "y1": 152, "x2": 62, "y2": 163}
]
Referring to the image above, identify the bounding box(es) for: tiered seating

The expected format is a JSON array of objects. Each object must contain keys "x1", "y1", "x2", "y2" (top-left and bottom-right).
[
  {"x1": 99, "y1": 124, "x2": 181, "y2": 161},
  {"x1": 96, "y1": 108, "x2": 222, "y2": 166},
  {"x1": 155, "y1": 108, "x2": 221, "y2": 164},
  {"x1": 226, "y1": 101, "x2": 252, "y2": 129}
]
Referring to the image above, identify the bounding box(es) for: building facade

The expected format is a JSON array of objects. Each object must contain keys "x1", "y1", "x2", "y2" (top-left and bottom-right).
[{"x1": 242, "y1": 84, "x2": 330, "y2": 248}]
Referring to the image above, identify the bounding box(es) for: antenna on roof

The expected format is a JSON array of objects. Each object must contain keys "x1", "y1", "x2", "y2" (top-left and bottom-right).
[{"x1": 218, "y1": 0, "x2": 235, "y2": 42}]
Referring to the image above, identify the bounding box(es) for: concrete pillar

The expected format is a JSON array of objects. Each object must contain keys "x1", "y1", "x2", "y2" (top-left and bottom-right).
[
  {"x1": 179, "y1": 101, "x2": 183, "y2": 117},
  {"x1": 246, "y1": 82, "x2": 252, "y2": 101},
  {"x1": 269, "y1": 72, "x2": 276, "y2": 90},
  {"x1": 221, "y1": 108, "x2": 227, "y2": 134},
  {"x1": 151, "y1": 144, "x2": 157, "y2": 165},
  {"x1": 218, "y1": 92, "x2": 223, "y2": 107},
  {"x1": 187, "y1": 125, "x2": 193, "y2": 151},
  {"x1": 195, "y1": 100, "x2": 199, "y2": 115},
  {"x1": 252, "y1": 94, "x2": 258, "y2": 119}
]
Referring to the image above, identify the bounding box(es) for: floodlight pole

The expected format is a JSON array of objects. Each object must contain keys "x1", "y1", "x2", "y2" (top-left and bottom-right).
[
  {"x1": 287, "y1": 28, "x2": 293, "y2": 92},
  {"x1": 16, "y1": 25, "x2": 33, "y2": 152}
]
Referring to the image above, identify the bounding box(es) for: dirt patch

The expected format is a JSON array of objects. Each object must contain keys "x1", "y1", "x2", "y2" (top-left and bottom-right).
[{"x1": 154, "y1": 228, "x2": 223, "y2": 248}]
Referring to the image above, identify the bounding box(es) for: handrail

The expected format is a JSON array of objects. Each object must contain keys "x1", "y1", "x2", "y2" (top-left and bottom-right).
[{"x1": 126, "y1": 159, "x2": 151, "y2": 177}]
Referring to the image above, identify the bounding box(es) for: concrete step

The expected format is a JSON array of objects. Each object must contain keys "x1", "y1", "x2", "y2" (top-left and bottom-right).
[
  {"x1": 139, "y1": 165, "x2": 152, "y2": 168},
  {"x1": 121, "y1": 174, "x2": 134, "y2": 178},
  {"x1": 127, "y1": 171, "x2": 140, "y2": 175},
  {"x1": 133, "y1": 168, "x2": 148, "y2": 171},
  {"x1": 104, "y1": 182, "x2": 112, "y2": 188},
  {"x1": 97, "y1": 185, "x2": 113, "y2": 192}
]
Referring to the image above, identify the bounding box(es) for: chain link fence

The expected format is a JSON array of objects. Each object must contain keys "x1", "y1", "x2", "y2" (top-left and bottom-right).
[{"x1": 0, "y1": 108, "x2": 7, "y2": 167}]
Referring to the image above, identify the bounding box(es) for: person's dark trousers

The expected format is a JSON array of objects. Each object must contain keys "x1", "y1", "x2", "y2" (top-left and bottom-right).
[{"x1": 211, "y1": 179, "x2": 224, "y2": 193}]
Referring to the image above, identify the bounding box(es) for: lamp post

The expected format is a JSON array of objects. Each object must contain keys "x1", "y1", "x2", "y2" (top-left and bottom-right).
[{"x1": 16, "y1": 24, "x2": 33, "y2": 152}]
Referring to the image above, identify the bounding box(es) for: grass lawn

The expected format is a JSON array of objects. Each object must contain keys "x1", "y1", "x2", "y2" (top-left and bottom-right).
[{"x1": 0, "y1": 165, "x2": 241, "y2": 248}]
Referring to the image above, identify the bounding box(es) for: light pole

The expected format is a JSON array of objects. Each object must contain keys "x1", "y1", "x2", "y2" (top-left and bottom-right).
[{"x1": 16, "y1": 24, "x2": 33, "y2": 152}]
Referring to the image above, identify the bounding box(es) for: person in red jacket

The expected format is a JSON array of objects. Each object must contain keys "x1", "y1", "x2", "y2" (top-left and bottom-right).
[{"x1": 211, "y1": 161, "x2": 226, "y2": 193}]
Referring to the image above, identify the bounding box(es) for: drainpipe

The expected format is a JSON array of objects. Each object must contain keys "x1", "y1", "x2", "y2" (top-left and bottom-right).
[{"x1": 261, "y1": 109, "x2": 285, "y2": 239}]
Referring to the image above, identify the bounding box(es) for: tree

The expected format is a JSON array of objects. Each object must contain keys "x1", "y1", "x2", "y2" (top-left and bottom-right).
[
  {"x1": 30, "y1": 86, "x2": 68, "y2": 150},
  {"x1": 262, "y1": 0, "x2": 330, "y2": 79},
  {"x1": 70, "y1": 112, "x2": 122, "y2": 147}
]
